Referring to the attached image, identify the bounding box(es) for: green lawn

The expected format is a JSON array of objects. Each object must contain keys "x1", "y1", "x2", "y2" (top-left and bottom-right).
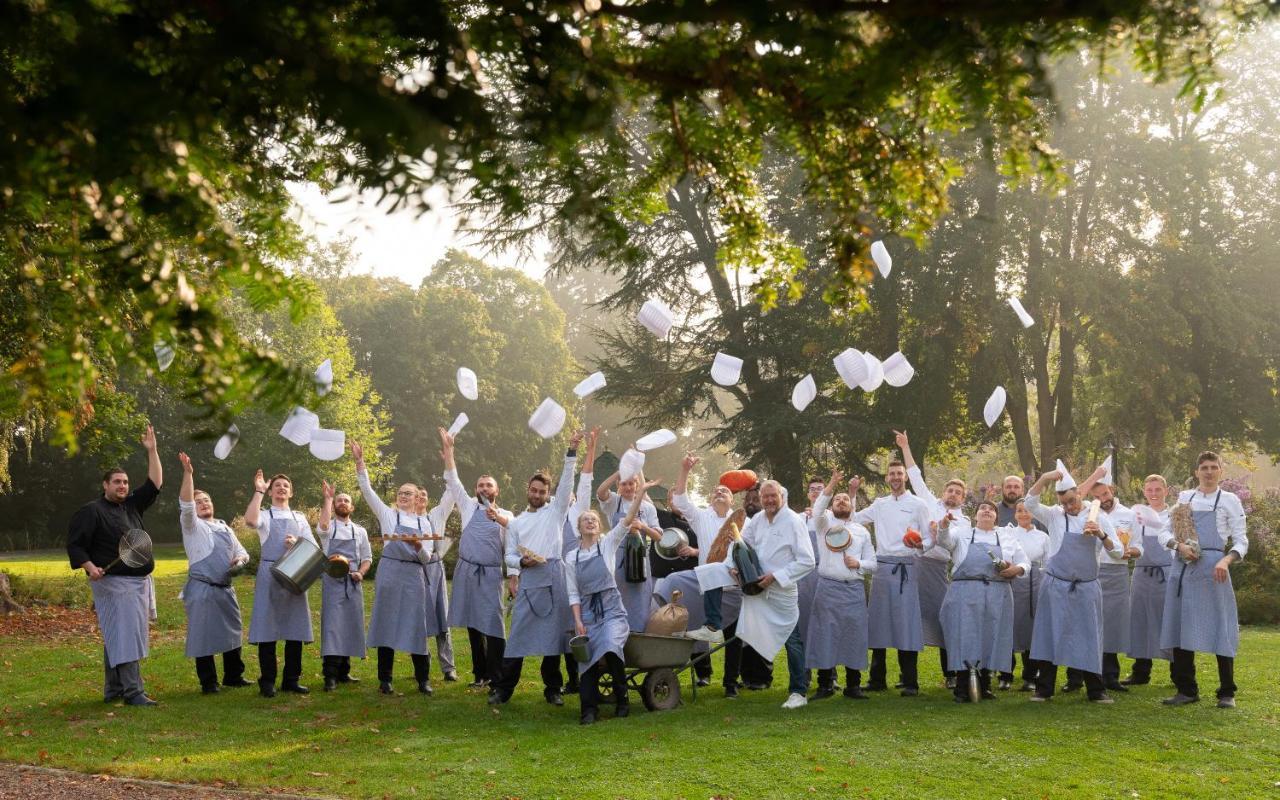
[{"x1": 1, "y1": 559, "x2": 1277, "y2": 799}]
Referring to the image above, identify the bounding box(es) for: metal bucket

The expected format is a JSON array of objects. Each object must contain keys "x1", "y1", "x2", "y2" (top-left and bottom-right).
[
  {"x1": 271, "y1": 537, "x2": 326, "y2": 594},
  {"x1": 570, "y1": 635, "x2": 591, "y2": 663}
]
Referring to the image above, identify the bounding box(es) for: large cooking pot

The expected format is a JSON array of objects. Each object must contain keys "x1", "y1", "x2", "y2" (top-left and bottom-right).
[
  {"x1": 271, "y1": 537, "x2": 326, "y2": 594},
  {"x1": 654, "y1": 528, "x2": 690, "y2": 561}
]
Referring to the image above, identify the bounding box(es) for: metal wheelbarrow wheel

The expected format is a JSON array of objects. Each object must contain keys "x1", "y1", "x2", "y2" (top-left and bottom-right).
[
  {"x1": 641, "y1": 667, "x2": 681, "y2": 711},
  {"x1": 593, "y1": 671, "x2": 615, "y2": 705}
]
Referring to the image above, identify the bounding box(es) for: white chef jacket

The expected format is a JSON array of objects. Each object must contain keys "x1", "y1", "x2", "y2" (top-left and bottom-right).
[
  {"x1": 933, "y1": 523, "x2": 1031, "y2": 573},
  {"x1": 1158, "y1": 489, "x2": 1248, "y2": 559},
  {"x1": 671, "y1": 492, "x2": 732, "y2": 567},
  {"x1": 503, "y1": 452, "x2": 577, "y2": 576},
  {"x1": 316, "y1": 518, "x2": 373, "y2": 563},
  {"x1": 1024, "y1": 492, "x2": 1120, "y2": 558},
  {"x1": 180, "y1": 499, "x2": 249, "y2": 566},
  {"x1": 1004, "y1": 524, "x2": 1050, "y2": 566},
  {"x1": 1097, "y1": 501, "x2": 1139, "y2": 565},
  {"x1": 906, "y1": 465, "x2": 973, "y2": 563},
  {"x1": 852, "y1": 490, "x2": 933, "y2": 557},
  {"x1": 812, "y1": 493, "x2": 876, "y2": 580}
]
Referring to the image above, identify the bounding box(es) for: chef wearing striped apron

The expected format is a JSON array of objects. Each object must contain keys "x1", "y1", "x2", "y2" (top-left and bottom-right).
[
  {"x1": 566, "y1": 482, "x2": 653, "y2": 724},
  {"x1": 806, "y1": 476, "x2": 875, "y2": 701},
  {"x1": 1024, "y1": 468, "x2": 1120, "y2": 703},
  {"x1": 852, "y1": 460, "x2": 932, "y2": 695},
  {"x1": 599, "y1": 479, "x2": 661, "y2": 632},
  {"x1": 440, "y1": 427, "x2": 514, "y2": 689},
  {"x1": 177, "y1": 452, "x2": 250, "y2": 694},
  {"x1": 244, "y1": 471, "x2": 316, "y2": 697},
  {"x1": 316, "y1": 482, "x2": 372, "y2": 692},
  {"x1": 352, "y1": 442, "x2": 437, "y2": 695},
  {"x1": 417, "y1": 487, "x2": 458, "y2": 682},
  {"x1": 66, "y1": 426, "x2": 163, "y2": 706},
  {"x1": 1125, "y1": 483, "x2": 1172, "y2": 686},
  {"x1": 1090, "y1": 483, "x2": 1138, "y2": 692},
  {"x1": 933, "y1": 501, "x2": 1028, "y2": 703},
  {"x1": 491, "y1": 434, "x2": 582, "y2": 707},
  {"x1": 1002, "y1": 502, "x2": 1049, "y2": 691},
  {"x1": 1159, "y1": 451, "x2": 1248, "y2": 708}
]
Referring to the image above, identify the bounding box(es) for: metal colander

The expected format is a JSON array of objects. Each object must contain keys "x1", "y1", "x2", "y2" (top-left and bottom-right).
[{"x1": 105, "y1": 528, "x2": 153, "y2": 571}]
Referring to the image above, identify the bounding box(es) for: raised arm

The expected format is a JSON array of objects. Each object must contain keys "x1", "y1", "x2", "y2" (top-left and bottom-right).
[
  {"x1": 142, "y1": 424, "x2": 163, "y2": 489},
  {"x1": 350, "y1": 440, "x2": 391, "y2": 525},
  {"x1": 896, "y1": 430, "x2": 940, "y2": 506},
  {"x1": 177, "y1": 452, "x2": 198, "y2": 536},
  {"x1": 438, "y1": 427, "x2": 476, "y2": 519},
  {"x1": 243, "y1": 469, "x2": 268, "y2": 528},
  {"x1": 813, "y1": 467, "x2": 841, "y2": 534},
  {"x1": 1075, "y1": 465, "x2": 1108, "y2": 501},
  {"x1": 551, "y1": 431, "x2": 584, "y2": 517},
  {"x1": 317, "y1": 480, "x2": 334, "y2": 540},
  {"x1": 574, "y1": 428, "x2": 599, "y2": 519},
  {"x1": 595, "y1": 470, "x2": 619, "y2": 504}
]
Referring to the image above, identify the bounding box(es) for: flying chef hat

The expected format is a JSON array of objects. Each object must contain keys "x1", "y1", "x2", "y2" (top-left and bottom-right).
[
  {"x1": 870, "y1": 240, "x2": 892, "y2": 279},
  {"x1": 1098, "y1": 455, "x2": 1114, "y2": 486},
  {"x1": 573, "y1": 371, "x2": 607, "y2": 399},
  {"x1": 309, "y1": 428, "x2": 346, "y2": 461},
  {"x1": 619, "y1": 447, "x2": 646, "y2": 481},
  {"x1": 527, "y1": 397, "x2": 567, "y2": 439},
  {"x1": 154, "y1": 341, "x2": 176, "y2": 372},
  {"x1": 859, "y1": 353, "x2": 884, "y2": 392},
  {"x1": 456, "y1": 367, "x2": 479, "y2": 401},
  {"x1": 833, "y1": 348, "x2": 869, "y2": 389},
  {"x1": 279, "y1": 407, "x2": 320, "y2": 446},
  {"x1": 791, "y1": 374, "x2": 817, "y2": 411},
  {"x1": 1054, "y1": 458, "x2": 1078, "y2": 492},
  {"x1": 983, "y1": 386, "x2": 1007, "y2": 428},
  {"x1": 213, "y1": 424, "x2": 240, "y2": 460},
  {"x1": 637, "y1": 298, "x2": 675, "y2": 338},
  {"x1": 881, "y1": 351, "x2": 915, "y2": 387},
  {"x1": 710, "y1": 352, "x2": 743, "y2": 386},
  {"x1": 447, "y1": 412, "x2": 469, "y2": 437},
  {"x1": 636, "y1": 429, "x2": 677, "y2": 452},
  {"x1": 1009, "y1": 296, "x2": 1035, "y2": 329},
  {"x1": 314, "y1": 358, "x2": 333, "y2": 396}
]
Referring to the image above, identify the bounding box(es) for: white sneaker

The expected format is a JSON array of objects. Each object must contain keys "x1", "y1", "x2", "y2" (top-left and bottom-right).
[
  {"x1": 685, "y1": 625, "x2": 725, "y2": 644},
  {"x1": 782, "y1": 692, "x2": 808, "y2": 709}
]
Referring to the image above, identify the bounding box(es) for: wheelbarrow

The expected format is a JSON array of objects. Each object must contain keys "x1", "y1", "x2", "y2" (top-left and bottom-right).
[{"x1": 592, "y1": 632, "x2": 735, "y2": 712}]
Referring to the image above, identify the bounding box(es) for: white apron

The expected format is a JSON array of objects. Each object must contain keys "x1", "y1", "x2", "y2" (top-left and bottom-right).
[{"x1": 734, "y1": 543, "x2": 799, "y2": 659}]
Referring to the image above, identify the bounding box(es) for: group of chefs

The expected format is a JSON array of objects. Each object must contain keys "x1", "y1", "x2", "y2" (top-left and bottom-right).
[{"x1": 68, "y1": 423, "x2": 1248, "y2": 718}]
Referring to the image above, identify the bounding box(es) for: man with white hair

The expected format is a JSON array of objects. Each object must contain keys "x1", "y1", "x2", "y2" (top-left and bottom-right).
[{"x1": 725, "y1": 479, "x2": 815, "y2": 709}]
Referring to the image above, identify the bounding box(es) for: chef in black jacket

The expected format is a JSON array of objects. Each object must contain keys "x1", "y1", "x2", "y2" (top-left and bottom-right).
[{"x1": 66, "y1": 424, "x2": 163, "y2": 706}]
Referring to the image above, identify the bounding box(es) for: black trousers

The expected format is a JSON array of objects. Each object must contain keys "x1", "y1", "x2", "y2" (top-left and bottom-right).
[
  {"x1": 1001, "y1": 650, "x2": 1037, "y2": 682},
  {"x1": 579, "y1": 652, "x2": 628, "y2": 715},
  {"x1": 258, "y1": 640, "x2": 303, "y2": 686},
  {"x1": 466, "y1": 628, "x2": 506, "y2": 684},
  {"x1": 322, "y1": 655, "x2": 356, "y2": 680},
  {"x1": 1171, "y1": 648, "x2": 1236, "y2": 699},
  {"x1": 376, "y1": 647, "x2": 429, "y2": 683},
  {"x1": 195, "y1": 647, "x2": 245, "y2": 688},
  {"x1": 741, "y1": 643, "x2": 774, "y2": 686},
  {"x1": 817, "y1": 667, "x2": 862, "y2": 689},
  {"x1": 869, "y1": 649, "x2": 918, "y2": 689},
  {"x1": 939, "y1": 647, "x2": 953, "y2": 678},
  {"x1": 1033, "y1": 661, "x2": 1105, "y2": 700},
  {"x1": 953, "y1": 668, "x2": 992, "y2": 700},
  {"x1": 496, "y1": 654, "x2": 564, "y2": 695},
  {"x1": 720, "y1": 621, "x2": 743, "y2": 687},
  {"x1": 564, "y1": 652, "x2": 579, "y2": 690},
  {"x1": 1102, "y1": 652, "x2": 1122, "y2": 684}
]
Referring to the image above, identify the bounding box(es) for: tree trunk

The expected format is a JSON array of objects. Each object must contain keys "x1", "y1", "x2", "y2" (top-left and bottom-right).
[{"x1": 0, "y1": 572, "x2": 25, "y2": 615}]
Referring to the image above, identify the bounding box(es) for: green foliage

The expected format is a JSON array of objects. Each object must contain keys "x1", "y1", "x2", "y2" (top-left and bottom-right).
[
  {"x1": 1236, "y1": 492, "x2": 1280, "y2": 624},
  {"x1": 4, "y1": 0, "x2": 1271, "y2": 455}
]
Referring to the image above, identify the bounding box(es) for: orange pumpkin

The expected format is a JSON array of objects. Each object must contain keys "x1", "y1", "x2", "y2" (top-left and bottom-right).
[
  {"x1": 902, "y1": 528, "x2": 923, "y2": 548},
  {"x1": 718, "y1": 469, "x2": 760, "y2": 494}
]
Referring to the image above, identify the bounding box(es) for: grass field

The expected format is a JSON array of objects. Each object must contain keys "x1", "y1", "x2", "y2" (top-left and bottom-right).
[{"x1": 1, "y1": 553, "x2": 1278, "y2": 799}]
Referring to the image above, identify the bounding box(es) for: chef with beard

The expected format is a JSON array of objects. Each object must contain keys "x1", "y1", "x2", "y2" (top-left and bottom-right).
[{"x1": 316, "y1": 481, "x2": 372, "y2": 692}]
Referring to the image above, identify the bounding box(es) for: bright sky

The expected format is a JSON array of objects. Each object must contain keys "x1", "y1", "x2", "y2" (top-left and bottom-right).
[{"x1": 287, "y1": 181, "x2": 549, "y2": 284}]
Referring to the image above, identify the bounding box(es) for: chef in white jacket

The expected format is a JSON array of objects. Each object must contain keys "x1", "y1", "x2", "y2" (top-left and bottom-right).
[
  {"x1": 725, "y1": 479, "x2": 815, "y2": 709},
  {"x1": 489, "y1": 431, "x2": 584, "y2": 707},
  {"x1": 351, "y1": 441, "x2": 437, "y2": 696},
  {"x1": 805, "y1": 469, "x2": 875, "y2": 701},
  {"x1": 898, "y1": 430, "x2": 967, "y2": 689},
  {"x1": 1088, "y1": 476, "x2": 1139, "y2": 693},
  {"x1": 177, "y1": 452, "x2": 250, "y2": 695}
]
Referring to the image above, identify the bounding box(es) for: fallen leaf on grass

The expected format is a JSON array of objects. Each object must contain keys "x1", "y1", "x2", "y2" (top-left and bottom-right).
[{"x1": 308, "y1": 772, "x2": 330, "y2": 777}]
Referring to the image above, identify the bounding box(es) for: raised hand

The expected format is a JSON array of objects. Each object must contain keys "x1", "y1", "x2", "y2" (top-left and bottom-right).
[
  {"x1": 178, "y1": 451, "x2": 193, "y2": 474},
  {"x1": 141, "y1": 424, "x2": 157, "y2": 451},
  {"x1": 349, "y1": 440, "x2": 365, "y2": 470},
  {"x1": 893, "y1": 429, "x2": 909, "y2": 450},
  {"x1": 253, "y1": 469, "x2": 268, "y2": 494},
  {"x1": 569, "y1": 429, "x2": 585, "y2": 449},
  {"x1": 322, "y1": 479, "x2": 334, "y2": 500},
  {"x1": 682, "y1": 452, "x2": 700, "y2": 472},
  {"x1": 437, "y1": 427, "x2": 454, "y2": 452},
  {"x1": 848, "y1": 476, "x2": 862, "y2": 495}
]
